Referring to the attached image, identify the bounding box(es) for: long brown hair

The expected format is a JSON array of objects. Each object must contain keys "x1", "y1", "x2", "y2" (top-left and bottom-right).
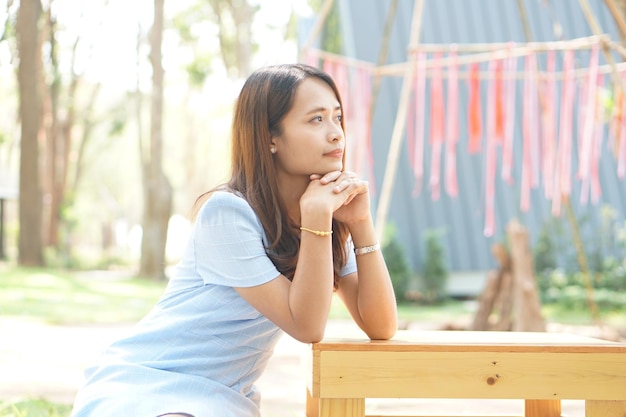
[{"x1": 195, "y1": 64, "x2": 350, "y2": 282}]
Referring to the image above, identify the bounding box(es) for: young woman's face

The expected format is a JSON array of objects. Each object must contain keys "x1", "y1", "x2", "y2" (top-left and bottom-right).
[{"x1": 271, "y1": 77, "x2": 344, "y2": 177}]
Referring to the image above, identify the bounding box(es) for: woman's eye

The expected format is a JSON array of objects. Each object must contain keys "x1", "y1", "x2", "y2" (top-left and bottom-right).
[
  {"x1": 312, "y1": 115, "x2": 323, "y2": 122},
  {"x1": 337, "y1": 114, "x2": 343, "y2": 122}
]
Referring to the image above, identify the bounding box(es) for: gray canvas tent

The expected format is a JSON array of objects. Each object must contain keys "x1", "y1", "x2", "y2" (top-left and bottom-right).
[{"x1": 301, "y1": 0, "x2": 626, "y2": 291}]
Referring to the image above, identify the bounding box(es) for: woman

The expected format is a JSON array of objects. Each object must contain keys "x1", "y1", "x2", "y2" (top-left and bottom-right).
[{"x1": 71, "y1": 63, "x2": 397, "y2": 417}]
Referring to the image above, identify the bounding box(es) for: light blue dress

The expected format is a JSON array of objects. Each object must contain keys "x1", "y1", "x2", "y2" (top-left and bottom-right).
[{"x1": 71, "y1": 191, "x2": 356, "y2": 417}]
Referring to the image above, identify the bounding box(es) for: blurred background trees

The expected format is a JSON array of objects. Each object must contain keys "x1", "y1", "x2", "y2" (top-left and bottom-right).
[{"x1": 1, "y1": 0, "x2": 306, "y2": 278}]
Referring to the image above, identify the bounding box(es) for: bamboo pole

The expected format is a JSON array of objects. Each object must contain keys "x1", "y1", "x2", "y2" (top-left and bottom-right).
[
  {"x1": 377, "y1": 35, "x2": 608, "y2": 77},
  {"x1": 309, "y1": 42, "x2": 626, "y2": 80},
  {"x1": 374, "y1": 0, "x2": 425, "y2": 238},
  {"x1": 517, "y1": 0, "x2": 534, "y2": 42},
  {"x1": 306, "y1": 48, "x2": 375, "y2": 71},
  {"x1": 604, "y1": 0, "x2": 626, "y2": 42},
  {"x1": 410, "y1": 34, "x2": 604, "y2": 52},
  {"x1": 298, "y1": 0, "x2": 336, "y2": 62},
  {"x1": 370, "y1": 0, "x2": 400, "y2": 119},
  {"x1": 375, "y1": 57, "x2": 626, "y2": 80},
  {"x1": 579, "y1": 0, "x2": 626, "y2": 96},
  {"x1": 563, "y1": 198, "x2": 602, "y2": 325}
]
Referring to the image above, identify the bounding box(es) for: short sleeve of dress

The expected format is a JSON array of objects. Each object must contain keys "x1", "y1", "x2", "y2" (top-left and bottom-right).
[
  {"x1": 192, "y1": 191, "x2": 280, "y2": 287},
  {"x1": 340, "y1": 239, "x2": 357, "y2": 277}
]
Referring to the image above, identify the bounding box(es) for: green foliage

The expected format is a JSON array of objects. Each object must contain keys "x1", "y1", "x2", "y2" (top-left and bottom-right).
[
  {"x1": 185, "y1": 55, "x2": 213, "y2": 87},
  {"x1": 534, "y1": 205, "x2": 626, "y2": 316},
  {"x1": 308, "y1": 0, "x2": 343, "y2": 54},
  {"x1": 533, "y1": 221, "x2": 557, "y2": 274},
  {"x1": 381, "y1": 229, "x2": 413, "y2": 303},
  {"x1": 0, "y1": 399, "x2": 71, "y2": 417},
  {"x1": 419, "y1": 229, "x2": 448, "y2": 304}
]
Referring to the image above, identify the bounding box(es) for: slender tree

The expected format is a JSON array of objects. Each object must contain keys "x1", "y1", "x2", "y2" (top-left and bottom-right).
[
  {"x1": 139, "y1": 0, "x2": 172, "y2": 280},
  {"x1": 16, "y1": 0, "x2": 44, "y2": 266},
  {"x1": 208, "y1": 0, "x2": 258, "y2": 78}
]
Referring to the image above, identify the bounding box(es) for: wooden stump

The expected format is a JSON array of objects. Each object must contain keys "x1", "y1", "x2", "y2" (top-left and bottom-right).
[{"x1": 473, "y1": 220, "x2": 546, "y2": 332}]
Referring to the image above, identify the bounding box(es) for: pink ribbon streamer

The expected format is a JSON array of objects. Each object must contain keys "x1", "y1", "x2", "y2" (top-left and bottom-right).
[
  {"x1": 590, "y1": 73, "x2": 604, "y2": 204},
  {"x1": 303, "y1": 49, "x2": 318, "y2": 67},
  {"x1": 467, "y1": 63, "x2": 483, "y2": 153},
  {"x1": 578, "y1": 45, "x2": 600, "y2": 204},
  {"x1": 618, "y1": 71, "x2": 626, "y2": 179},
  {"x1": 445, "y1": 49, "x2": 459, "y2": 198},
  {"x1": 619, "y1": 116, "x2": 626, "y2": 179},
  {"x1": 429, "y1": 53, "x2": 445, "y2": 201},
  {"x1": 409, "y1": 52, "x2": 427, "y2": 196},
  {"x1": 323, "y1": 59, "x2": 350, "y2": 121},
  {"x1": 347, "y1": 67, "x2": 375, "y2": 193},
  {"x1": 553, "y1": 49, "x2": 576, "y2": 216},
  {"x1": 521, "y1": 53, "x2": 540, "y2": 212},
  {"x1": 542, "y1": 50, "x2": 557, "y2": 199},
  {"x1": 483, "y1": 59, "x2": 499, "y2": 236},
  {"x1": 502, "y1": 46, "x2": 517, "y2": 184}
]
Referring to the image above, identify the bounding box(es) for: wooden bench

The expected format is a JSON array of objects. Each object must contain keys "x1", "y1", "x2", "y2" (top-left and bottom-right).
[{"x1": 305, "y1": 330, "x2": 626, "y2": 417}]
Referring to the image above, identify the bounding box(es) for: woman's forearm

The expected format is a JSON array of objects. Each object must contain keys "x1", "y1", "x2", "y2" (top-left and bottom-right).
[
  {"x1": 287, "y1": 208, "x2": 335, "y2": 342},
  {"x1": 349, "y1": 220, "x2": 398, "y2": 339}
]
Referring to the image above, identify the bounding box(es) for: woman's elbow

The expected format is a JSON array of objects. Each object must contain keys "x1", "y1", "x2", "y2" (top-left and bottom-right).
[
  {"x1": 289, "y1": 323, "x2": 327, "y2": 343},
  {"x1": 367, "y1": 325, "x2": 397, "y2": 340},
  {"x1": 364, "y1": 315, "x2": 398, "y2": 340}
]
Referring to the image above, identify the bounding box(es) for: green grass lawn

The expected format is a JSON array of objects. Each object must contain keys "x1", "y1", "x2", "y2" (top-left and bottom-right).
[
  {"x1": 0, "y1": 399, "x2": 71, "y2": 417},
  {"x1": 0, "y1": 266, "x2": 166, "y2": 325}
]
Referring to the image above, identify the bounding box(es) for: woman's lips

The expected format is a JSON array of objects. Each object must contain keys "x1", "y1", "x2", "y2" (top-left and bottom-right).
[{"x1": 324, "y1": 149, "x2": 344, "y2": 158}]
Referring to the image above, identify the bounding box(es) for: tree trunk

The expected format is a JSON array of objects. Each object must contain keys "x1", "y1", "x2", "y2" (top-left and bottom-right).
[
  {"x1": 209, "y1": 0, "x2": 256, "y2": 78},
  {"x1": 507, "y1": 219, "x2": 546, "y2": 332},
  {"x1": 232, "y1": 0, "x2": 254, "y2": 78},
  {"x1": 16, "y1": 0, "x2": 44, "y2": 267},
  {"x1": 140, "y1": 0, "x2": 172, "y2": 280}
]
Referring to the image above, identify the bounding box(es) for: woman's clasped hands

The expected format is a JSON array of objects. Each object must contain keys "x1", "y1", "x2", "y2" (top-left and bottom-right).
[{"x1": 304, "y1": 170, "x2": 371, "y2": 226}]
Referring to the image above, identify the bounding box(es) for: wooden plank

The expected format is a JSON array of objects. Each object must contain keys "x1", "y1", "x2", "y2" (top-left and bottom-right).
[
  {"x1": 365, "y1": 414, "x2": 524, "y2": 417},
  {"x1": 306, "y1": 388, "x2": 319, "y2": 417},
  {"x1": 319, "y1": 398, "x2": 365, "y2": 417},
  {"x1": 313, "y1": 350, "x2": 626, "y2": 400},
  {"x1": 585, "y1": 400, "x2": 626, "y2": 417},
  {"x1": 313, "y1": 330, "x2": 626, "y2": 353},
  {"x1": 524, "y1": 399, "x2": 561, "y2": 417}
]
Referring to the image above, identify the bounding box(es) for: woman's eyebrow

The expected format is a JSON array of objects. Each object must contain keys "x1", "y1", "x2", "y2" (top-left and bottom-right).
[{"x1": 304, "y1": 105, "x2": 342, "y2": 115}]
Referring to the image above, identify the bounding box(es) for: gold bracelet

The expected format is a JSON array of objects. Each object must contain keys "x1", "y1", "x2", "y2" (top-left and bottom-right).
[
  {"x1": 354, "y1": 241, "x2": 381, "y2": 255},
  {"x1": 300, "y1": 226, "x2": 333, "y2": 237}
]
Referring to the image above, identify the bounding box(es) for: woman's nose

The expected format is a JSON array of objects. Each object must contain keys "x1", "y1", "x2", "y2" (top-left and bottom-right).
[{"x1": 328, "y1": 123, "x2": 344, "y2": 142}]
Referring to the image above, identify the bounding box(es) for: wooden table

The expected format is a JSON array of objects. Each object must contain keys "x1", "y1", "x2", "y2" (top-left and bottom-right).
[{"x1": 305, "y1": 330, "x2": 626, "y2": 417}]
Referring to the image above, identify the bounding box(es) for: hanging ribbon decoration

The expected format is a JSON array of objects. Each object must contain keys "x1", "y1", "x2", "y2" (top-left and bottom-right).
[
  {"x1": 578, "y1": 44, "x2": 600, "y2": 205},
  {"x1": 303, "y1": 49, "x2": 319, "y2": 68},
  {"x1": 542, "y1": 49, "x2": 557, "y2": 200},
  {"x1": 553, "y1": 49, "x2": 576, "y2": 216},
  {"x1": 410, "y1": 51, "x2": 427, "y2": 196},
  {"x1": 308, "y1": 36, "x2": 626, "y2": 237},
  {"x1": 445, "y1": 48, "x2": 459, "y2": 197},
  {"x1": 429, "y1": 53, "x2": 445, "y2": 201},
  {"x1": 590, "y1": 73, "x2": 605, "y2": 205},
  {"x1": 360, "y1": 68, "x2": 377, "y2": 196},
  {"x1": 620, "y1": 73, "x2": 626, "y2": 178},
  {"x1": 501, "y1": 45, "x2": 517, "y2": 184},
  {"x1": 494, "y1": 60, "x2": 505, "y2": 145},
  {"x1": 483, "y1": 58, "x2": 499, "y2": 237},
  {"x1": 323, "y1": 59, "x2": 350, "y2": 122},
  {"x1": 349, "y1": 67, "x2": 375, "y2": 193},
  {"x1": 521, "y1": 52, "x2": 540, "y2": 212},
  {"x1": 467, "y1": 63, "x2": 483, "y2": 153}
]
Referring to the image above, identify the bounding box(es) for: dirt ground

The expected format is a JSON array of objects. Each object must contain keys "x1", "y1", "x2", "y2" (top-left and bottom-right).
[{"x1": 0, "y1": 317, "x2": 596, "y2": 417}]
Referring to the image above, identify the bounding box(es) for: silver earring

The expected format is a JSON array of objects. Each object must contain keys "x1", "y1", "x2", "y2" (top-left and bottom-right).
[{"x1": 270, "y1": 148, "x2": 276, "y2": 154}]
